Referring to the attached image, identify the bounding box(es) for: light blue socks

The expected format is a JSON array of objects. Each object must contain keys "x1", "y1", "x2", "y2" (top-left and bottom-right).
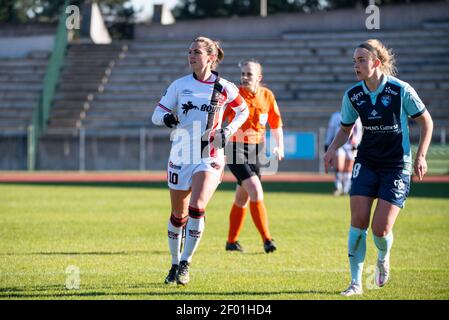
[
  {"x1": 348, "y1": 226, "x2": 368, "y2": 285},
  {"x1": 373, "y1": 232, "x2": 394, "y2": 262}
]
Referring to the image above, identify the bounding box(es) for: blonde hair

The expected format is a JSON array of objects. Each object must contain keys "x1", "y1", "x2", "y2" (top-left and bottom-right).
[
  {"x1": 193, "y1": 36, "x2": 224, "y2": 70},
  {"x1": 359, "y1": 39, "x2": 397, "y2": 76},
  {"x1": 238, "y1": 59, "x2": 263, "y2": 75}
]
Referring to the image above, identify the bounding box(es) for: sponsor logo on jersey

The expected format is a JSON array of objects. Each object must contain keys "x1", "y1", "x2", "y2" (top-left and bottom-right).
[
  {"x1": 169, "y1": 161, "x2": 182, "y2": 170},
  {"x1": 384, "y1": 86, "x2": 398, "y2": 96},
  {"x1": 356, "y1": 100, "x2": 367, "y2": 106},
  {"x1": 200, "y1": 104, "x2": 221, "y2": 113},
  {"x1": 217, "y1": 93, "x2": 227, "y2": 105},
  {"x1": 210, "y1": 162, "x2": 221, "y2": 170},
  {"x1": 368, "y1": 109, "x2": 382, "y2": 120},
  {"x1": 181, "y1": 101, "x2": 222, "y2": 115},
  {"x1": 363, "y1": 124, "x2": 399, "y2": 132},
  {"x1": 381, "y1": 94, "x2": 392, "y2": 107},
  {"x1": 181, "y1": 89, "x2": 193, "y2": 96},
  {"x1": 182, "y1": 101, "x2": 199, "y2": 115},
  {"x1": 350, "y1": 91, "x2": 364, "y2": 102}
]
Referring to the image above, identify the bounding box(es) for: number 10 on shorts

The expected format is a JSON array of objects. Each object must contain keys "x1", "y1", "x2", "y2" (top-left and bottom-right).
[{"x1": 169, "y1": 171, "x2": 179, "y2": 185}]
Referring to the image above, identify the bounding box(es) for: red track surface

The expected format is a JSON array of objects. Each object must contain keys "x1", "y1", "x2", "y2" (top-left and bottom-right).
[{"x1": 0, "y1": 172, "x2": 448, "y2": 183}]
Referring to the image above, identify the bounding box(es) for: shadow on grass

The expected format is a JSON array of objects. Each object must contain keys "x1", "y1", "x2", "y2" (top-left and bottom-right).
[
  {"x1": 0, "y1": 284, "x2": 338, "y2": 299},
  {"x1": 2, "y1": 181, "x2": 448, "y2": 198},
  {"x1": 0, "y1": 250, "x2": 165, "y2": 256}
]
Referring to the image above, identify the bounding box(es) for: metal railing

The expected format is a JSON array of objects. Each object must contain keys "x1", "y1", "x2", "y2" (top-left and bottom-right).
[
  {"x1": 28, "y1": 0, "x2": 69, "y2": 171},
  {"x1": 2, "y1": 124, "x2": 447, "y2": 173}
]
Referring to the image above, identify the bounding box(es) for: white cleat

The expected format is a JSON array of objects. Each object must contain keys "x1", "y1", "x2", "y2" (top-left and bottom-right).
[
  {"x1": 340, "y1": 282, "x2": 363, "y2": 297},
  {"x1": 375, "y1": 258, "x2": 390, "y2": 287},
  {"x1": 333, "y1": 189, "x2": 343, "y2": 196}
]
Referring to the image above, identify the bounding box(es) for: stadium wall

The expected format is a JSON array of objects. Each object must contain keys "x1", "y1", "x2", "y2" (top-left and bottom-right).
[
  {"x1": 0, "y1": 22, "x2": 56, "y2": 37},
  {"x1": 0, "y1": 35, "x2": 54, "y2": 58},
  {"x1": 37, "y1": 134, "x2": 170, "y2": 171},
  {"x1": 135, "y1": 2, "x2": 449, "y2": 40},
  {"x1": 0, "y1": 23, "x2": 56, "y2": 57},
  {"x1": 35, "y1": 133, "x2": 318, "y2": 172},
  {"x1": 0, "y1": 134, "x2": 27, "y2": 170}
]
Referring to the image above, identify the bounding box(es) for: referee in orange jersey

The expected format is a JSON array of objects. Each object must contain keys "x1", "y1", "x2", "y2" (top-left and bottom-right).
[{"x1": 223, "y1": 59, "x2": 284, "y2": 253}]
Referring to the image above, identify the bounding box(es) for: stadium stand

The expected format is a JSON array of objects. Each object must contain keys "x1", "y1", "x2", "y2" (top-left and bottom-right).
[
  {"x1": 48, "y1": 43, "x2": 124, "y2": 131},
  {"x1": 0, "y1": 50, "x2": 50, "y2": 133},
  {"x1": 1, "y1": 2, "x2": 448, "y2": 170},
  {"x1": 0, "y1": 29, "x2": 54, "y2": 169},
  {"x1": 47, "y1": 29, "x2": 449, "y2": 135}
]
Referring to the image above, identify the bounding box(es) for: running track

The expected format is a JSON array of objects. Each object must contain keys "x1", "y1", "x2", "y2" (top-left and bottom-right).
[{"x1": 0, "y1": 172, "x2": 448, "y2": 183}]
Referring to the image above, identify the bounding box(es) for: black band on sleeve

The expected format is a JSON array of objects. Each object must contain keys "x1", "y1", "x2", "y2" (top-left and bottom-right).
[
  {"x1": 411, "y1": 108, "x2": 426, "y2": 119},
  {"x1": 341, "y1": 121, "x2": 355, "y2": 127}
]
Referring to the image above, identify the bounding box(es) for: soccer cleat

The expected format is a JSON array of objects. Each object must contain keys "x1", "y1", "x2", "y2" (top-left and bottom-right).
[
  {"x1": 375, "y1": 258, "x2": 390, "y2": 287},
  {"x1": 164, "y1": 264, "x2": 178, "y2": 285},
  {"x1": 176, "y1": 260, "x2": 190, "y2": 285},
  {"x1": 340, "y1": 282, "x2": 363, "y2": 297},
  {"x1": 263, "y1": 239, "x2": 277, "y2": 253},
  {"x1": 333, "y1": 189, "x2": 343, "y2": 196},
  {"x1": 225, "y1": 241, "x2": 244, "y2": 252}
]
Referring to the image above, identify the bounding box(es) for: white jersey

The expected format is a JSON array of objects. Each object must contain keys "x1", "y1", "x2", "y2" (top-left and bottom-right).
[
  {"x1": 325, "y1": 111, "x2": 363, "y2": 151},
  {"x1": 152, "y1": 72, "x2": 248, "y2": 164}
]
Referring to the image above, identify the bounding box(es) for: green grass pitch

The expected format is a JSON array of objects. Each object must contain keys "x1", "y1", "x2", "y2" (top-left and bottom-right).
[{"x1": 0, "y1": 181, "x2": 448, "y2": 300}]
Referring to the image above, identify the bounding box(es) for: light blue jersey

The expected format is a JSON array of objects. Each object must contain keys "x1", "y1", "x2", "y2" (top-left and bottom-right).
[{"x1": 341, "y1": 75, "x2": 426, "y2": 173}]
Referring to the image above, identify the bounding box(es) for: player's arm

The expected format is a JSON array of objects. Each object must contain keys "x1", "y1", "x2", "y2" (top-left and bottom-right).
[
  {"x1": 328, "y1": 125, "x2": 353, "y2": 151},
  {"x1": 350, "y1": 118, "x2": 363, "y2": 149},
  {"x1": 413, "y1": 110, "x2": 433, "y2": 180},
  {"x1": 403, "y1": 85, "x2": 433, "y2": 180},
  {"x1": 213, "y1": 92, "x2": 249, "y2": 149},
  {"x1": 267, "y1": 96, "x2": 284, "y2": 160},
  {"x1": 225, "y1": 96, "x2": 249, "y2": 135},
  {"x1": 325, "y1": 113, "x2": 338, "y2": 151},
  {"x1": 324, "y1": 124, "x2": 353, "y2": 173},
  {"x1": 270, "y1": 127, "x2": 284, "y2": 160},
  {"x1": 152, "y1": 81, "x2": 179, "y2": 128},
  {"x1": 152, "y1": 104, "x2": 179, "y2": 128},
  {"x1": 324, "y1": 93, "x2": 358, "y2": 173}
]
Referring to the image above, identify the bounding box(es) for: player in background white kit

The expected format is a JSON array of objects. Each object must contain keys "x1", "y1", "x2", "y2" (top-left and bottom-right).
[
  {"x1": 325, "y1": 111, "x2": 362, "y2": 196},
  {"x1": 152, "y1": 36, "x2": 249, "y2": 285}
]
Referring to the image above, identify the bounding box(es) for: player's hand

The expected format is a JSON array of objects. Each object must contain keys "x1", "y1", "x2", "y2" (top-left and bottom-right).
[
  {"x1": 323, "y1": 147, "x2": 335, "y2": 174},
  {"x1": 414, "y1": 155, "x2": 428, "y2": 181},
  {"x1": 212, "y1": 128, "x2": 231, "y2": 149},
  {"x1": 272, "y1": 147, "x2": 284, "y2": 161},
  {"x1": 163, "y1": 113, "x2": 179, "y2": 128}
]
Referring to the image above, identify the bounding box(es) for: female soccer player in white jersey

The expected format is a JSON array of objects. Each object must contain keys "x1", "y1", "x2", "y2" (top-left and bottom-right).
[
  {"x1": 152, "y1": 36, "x2": 249, "y2": 285},
  {"x1": 325, "y1": 112, "x2": 362, "y2": 196},
  {"x1": 324, "y1": 39, "x2": 433, "y2": 296}
]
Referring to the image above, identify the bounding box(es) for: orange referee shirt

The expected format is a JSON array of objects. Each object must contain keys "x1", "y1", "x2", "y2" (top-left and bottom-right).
[{"x1": 223, "y1": 86, "x2": 283, "y2": 144}]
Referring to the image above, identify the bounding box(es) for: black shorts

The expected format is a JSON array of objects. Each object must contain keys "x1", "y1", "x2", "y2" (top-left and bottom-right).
[{"x1": 226, "y1": 142, "x2": 265, "y2": 185}]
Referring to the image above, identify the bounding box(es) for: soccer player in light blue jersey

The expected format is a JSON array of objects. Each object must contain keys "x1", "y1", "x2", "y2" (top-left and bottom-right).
[{"x1": 324, "y1": 39, "x2": 433, "y2": 296}]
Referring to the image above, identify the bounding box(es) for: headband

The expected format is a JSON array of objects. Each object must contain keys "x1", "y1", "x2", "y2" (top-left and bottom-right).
[{"x1": 358, "y1": 43, "x2": 377, "y2": 56}]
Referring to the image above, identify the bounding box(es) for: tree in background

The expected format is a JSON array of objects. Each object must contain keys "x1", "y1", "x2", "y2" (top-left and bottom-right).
[
  {"x1": 173, "y1": 0, "x2": 443, "y2": 20},
  {"x1": 101, "y1": 1, "x2": 137, "y2": 39},
  {"x1": 0, "y1": 0, "x2": 136, "y2": 39},
  {"x1": 0, "y1": 0, "x2": 82, "y2": 22}
]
